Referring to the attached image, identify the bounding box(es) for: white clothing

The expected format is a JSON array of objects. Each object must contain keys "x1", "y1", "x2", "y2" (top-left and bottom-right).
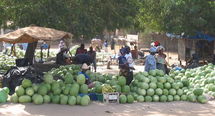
[{"x1": 125, "y1": 53, "x2": 134, "y2": 67}]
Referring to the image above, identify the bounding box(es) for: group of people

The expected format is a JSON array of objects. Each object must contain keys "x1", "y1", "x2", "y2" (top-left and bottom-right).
[
  {"x1": 56, "y1": 40, "x2": 97, "y2": 72},
  {"x1": 145, "y1": 41, "x2": 169, "y2": 73}
]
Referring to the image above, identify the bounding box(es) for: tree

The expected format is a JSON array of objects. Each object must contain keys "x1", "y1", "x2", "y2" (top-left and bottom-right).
[
  {"x1": 2, "y1": 0, "x2": 140, "y2": 39},
  {"x1": 138, "y1": 0, "x2": 215, "y2": 35}
]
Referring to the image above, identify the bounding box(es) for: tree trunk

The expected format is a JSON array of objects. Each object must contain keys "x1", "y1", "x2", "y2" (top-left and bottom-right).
[{"x1": 25, "y1": 42, "x2": 38, "y2": 65}]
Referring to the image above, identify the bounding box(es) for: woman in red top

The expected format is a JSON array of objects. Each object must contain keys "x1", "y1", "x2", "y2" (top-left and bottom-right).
[{"x1": 75, "y1": 44, "x2": 87, "y2": 56}]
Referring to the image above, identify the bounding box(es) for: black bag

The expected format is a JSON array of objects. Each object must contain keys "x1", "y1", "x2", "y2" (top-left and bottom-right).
[{"x1": 2, "y1": 66, "x2": 43, "y2": 95}]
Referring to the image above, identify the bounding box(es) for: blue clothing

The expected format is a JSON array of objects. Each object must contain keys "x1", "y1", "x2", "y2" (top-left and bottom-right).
[
  {"x1": 22, "y1": 43, "x2": 28, "y2": 50},
  {"x1": 145, "y1": 54, "x2": 156, "y2": 72},
  {"x1": 41, "y1": 44, "x2": 49, "y2": 49},
  {"x1": 104, "y1": 42, "x2": 108, "y2": 47},
  {"x1": 118, "y1": 55, "x2": 127, "y2": 69},
  {"x1": 78, "y1": 72, "x2": 90, "y2": 79}
]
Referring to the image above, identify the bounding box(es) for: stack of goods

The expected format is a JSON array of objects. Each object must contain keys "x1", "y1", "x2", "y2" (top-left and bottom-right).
[{"x1": 10, "y1": 65, "x2": 90, "y2": 106}]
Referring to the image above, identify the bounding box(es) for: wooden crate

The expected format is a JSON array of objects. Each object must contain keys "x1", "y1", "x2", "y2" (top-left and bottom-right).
[{"x1": 103, "y1": 92, "x2": 119, "y2": 103}]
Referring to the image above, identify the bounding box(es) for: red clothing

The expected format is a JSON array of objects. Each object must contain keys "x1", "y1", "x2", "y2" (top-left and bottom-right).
[
  {"x1": 154, "y1": 41, "x2": 160, "y2": 47},
  {"x1": 75, "y1": 48, "x2": 87, "y2": 55}
]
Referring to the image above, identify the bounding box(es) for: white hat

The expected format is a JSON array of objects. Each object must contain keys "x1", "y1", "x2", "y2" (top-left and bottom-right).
[
  {"x1": 157, "y1": 46, "x2": 165, "y2": 51},
  {"x1": 82, "y1": 63, "x2": 90, "y2": 70},
  {"x1": 150, "y1": 47, "x2": 157, "y2": 53},
  {"x1": 150, "y1": 42, "x2": 155, "y2": 47}
]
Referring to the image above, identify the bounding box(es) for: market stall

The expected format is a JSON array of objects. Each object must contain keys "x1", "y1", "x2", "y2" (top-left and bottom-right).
[
  {"x1": 167, "y1": 33, "x2": 215, "y2": 67},
  {"x1": 0, "y1": 26, "x2": 72, "y2": 71}
]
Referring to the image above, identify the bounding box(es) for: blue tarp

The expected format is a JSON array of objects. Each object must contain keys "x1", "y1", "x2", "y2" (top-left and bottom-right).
[{"x1": 166, "y1": 32, "x2": 215, "y2": 42}]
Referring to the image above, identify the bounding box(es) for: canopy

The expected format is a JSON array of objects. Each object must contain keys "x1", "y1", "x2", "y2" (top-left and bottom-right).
[
  {"x1": 166, "y1": 32, "x2": 215, "y2": 42},
  {"x1": 0, "y1": 26, "x2": 72, "y2": 44}
]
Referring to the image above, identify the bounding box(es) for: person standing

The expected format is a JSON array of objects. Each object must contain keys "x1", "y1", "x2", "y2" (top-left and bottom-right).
[
  {"x1": 87, "y1": 46, "x2": 97, "y2": 72},
  {"x1": 118, "y1": 48, "x2": 129, "y2": 80},
  {"x1": 111, "y1": 39, "x2": 115, "y2": 50},
  {"x1": 124, "y1": 46, "x2": 135, "y2": 85},
  {"x1": 75, "y1": 44, "x2": 87, "y2": 56},
  {"x1": 156, "y1": 46, "x2": 167, "y2": 73},
  {"x1": 145, "y1": 47, "x2": 157, "y2": 72},
  {"x1": 104, "y1": 40, "x2": 108, "y2": 52}
]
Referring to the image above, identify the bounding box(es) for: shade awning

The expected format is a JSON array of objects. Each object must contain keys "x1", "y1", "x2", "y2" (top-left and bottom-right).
[{"x1": 0, "y1": 26, "x2": 72, "y2": 44}]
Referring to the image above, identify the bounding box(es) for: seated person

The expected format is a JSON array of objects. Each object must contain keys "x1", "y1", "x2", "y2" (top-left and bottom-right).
[
  {"x1": 78, "y1": 63, "x2": 94, "y2": 88},
  {"x1": 56, "y1": 47, "x2": 71, "y2": 65}
]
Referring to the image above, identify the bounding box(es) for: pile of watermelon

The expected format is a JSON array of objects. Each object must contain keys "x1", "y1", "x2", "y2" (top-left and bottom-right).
[
  {"x1": 170, "y1": 63, "x2": 215, "y2": 103},
  {"x1": 10, "y1": 65, "x2": 91, "y2": 106},
  {"x1": 0, "y1": 53, "x2": 16, "y2": 73},
  {"x1": 6, "y1": 63, "x2": 215, "y2": 105},
  {"x1": 82, "y1": 71, "x2": 134, "y2": 103},
  {"x1": 128, "y1": 68, "x2": 209, "y2": 104}
]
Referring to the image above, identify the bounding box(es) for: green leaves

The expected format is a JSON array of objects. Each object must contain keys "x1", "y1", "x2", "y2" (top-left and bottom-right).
[
  {"x1": 138, "y1": 0, "x2": 215, "y2": 35},
  {"x1": 1, "y1": 0, "x2": 139, "y2": 40}
]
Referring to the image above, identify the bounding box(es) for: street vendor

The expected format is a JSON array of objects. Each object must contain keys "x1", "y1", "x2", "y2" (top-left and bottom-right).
[
  {"x1": 78, "y1": 63, "x2": 94, "y2": 88},
  {"x1": 56, "y1": 47, "x2": 71, "y2": 65},
  {"x1": 125, "y1": 46, "x2": 135, "y2": 85},
  {"x1": 118, "y1": 48, "x2": 130, "y2": 85},
  {"x1": 145, "y1": 47, "x2": 157, "y2": 72},
  {"x1": 58, "y1": 40, "x2": 66, "y2": 51},
  {"x1": 156, "y1": 46, "x2": 168, "y2": 73}
]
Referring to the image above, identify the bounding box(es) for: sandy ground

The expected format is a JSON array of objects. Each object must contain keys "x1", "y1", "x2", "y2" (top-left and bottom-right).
[{"x1": 0, "y1": 101, "x2": 215, "y2": 116}]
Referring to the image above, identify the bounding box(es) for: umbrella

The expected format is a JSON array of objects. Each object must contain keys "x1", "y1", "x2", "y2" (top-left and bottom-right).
[{"x1": 0, "y1": 26, "x2": 72, "y2": 44}]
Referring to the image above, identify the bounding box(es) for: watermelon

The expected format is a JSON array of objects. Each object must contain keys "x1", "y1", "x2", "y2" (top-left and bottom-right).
[
  {"x1": 118, "y1": 76, "x2": 126, "y2": 86},
  {"x1": 137, "y1": 96, "x2": 144, "y2": 102},
  {"x1": 197, "y1": 95, "x2": 207, "y2": 104},
  {"x1": 147, "y1": 88, "x2": 155, "y2": 96},
  {"x1": 127, "y1": 95, "x2": 134, "y2": 103},
  {"x1": 160, "y1": 95, "x2": 167, "y2": 102},
  {"x1": 145, "y1": 96, "x2": 152, "y2": 102},
  {"x1": 77, "y1": 74, "x2": 86, "y2": 85},
  {"x1": 22, "y1": 79, "x2": 32, "y2": 88},
  {"x1": 119, "y1": 95, "x2": 127, "y2": 104},
  {"x1": 152, "y1": 95, "x2": 159, "y2": 102},
  {"x1": 193, "y1": 88, "x2": 203, "y2": 96}
]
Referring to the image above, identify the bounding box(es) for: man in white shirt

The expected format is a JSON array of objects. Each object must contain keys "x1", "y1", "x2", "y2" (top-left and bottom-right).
[{"x1": 124, "y1": 46, "x2": 135, "y2": 85}]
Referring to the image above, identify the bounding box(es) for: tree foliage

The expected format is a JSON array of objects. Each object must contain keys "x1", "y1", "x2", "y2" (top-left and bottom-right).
[
  {"x1": 2, "y1": 0, "x2": 139, "y2": 39},
  {"x1": 2, "y1": 0, "x2": 215, "y2": 38},
  {"x1": 138, "y1": 0, "x2": 215, "y2": 35}
]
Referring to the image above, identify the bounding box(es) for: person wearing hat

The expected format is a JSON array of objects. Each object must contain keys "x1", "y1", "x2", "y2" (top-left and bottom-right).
[
  {"x1": 56, "y1": 47, "x2": 71, "y2": 65},
  {"x1": 78, "y1": 63, "x2": 94, "y2": 87},
  {"x1": 118, "y1": 48, "x2": 130, "y2": 85},
  {"x1": 156, "y1": 46, "x2": 168, "y2": 73},
  {"x1": 145, "y1": 47, "x2": 157, "y2": 72}
]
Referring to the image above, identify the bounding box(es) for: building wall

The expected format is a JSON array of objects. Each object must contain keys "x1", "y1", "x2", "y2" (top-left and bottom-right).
[{"x1": 138, "y1": 33, "x2": 178, "y2": 52}]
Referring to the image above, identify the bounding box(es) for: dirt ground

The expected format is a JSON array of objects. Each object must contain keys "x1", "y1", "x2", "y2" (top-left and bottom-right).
[{"x1": 0, "y1": 101, "x2": 215, "y2": 116}]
